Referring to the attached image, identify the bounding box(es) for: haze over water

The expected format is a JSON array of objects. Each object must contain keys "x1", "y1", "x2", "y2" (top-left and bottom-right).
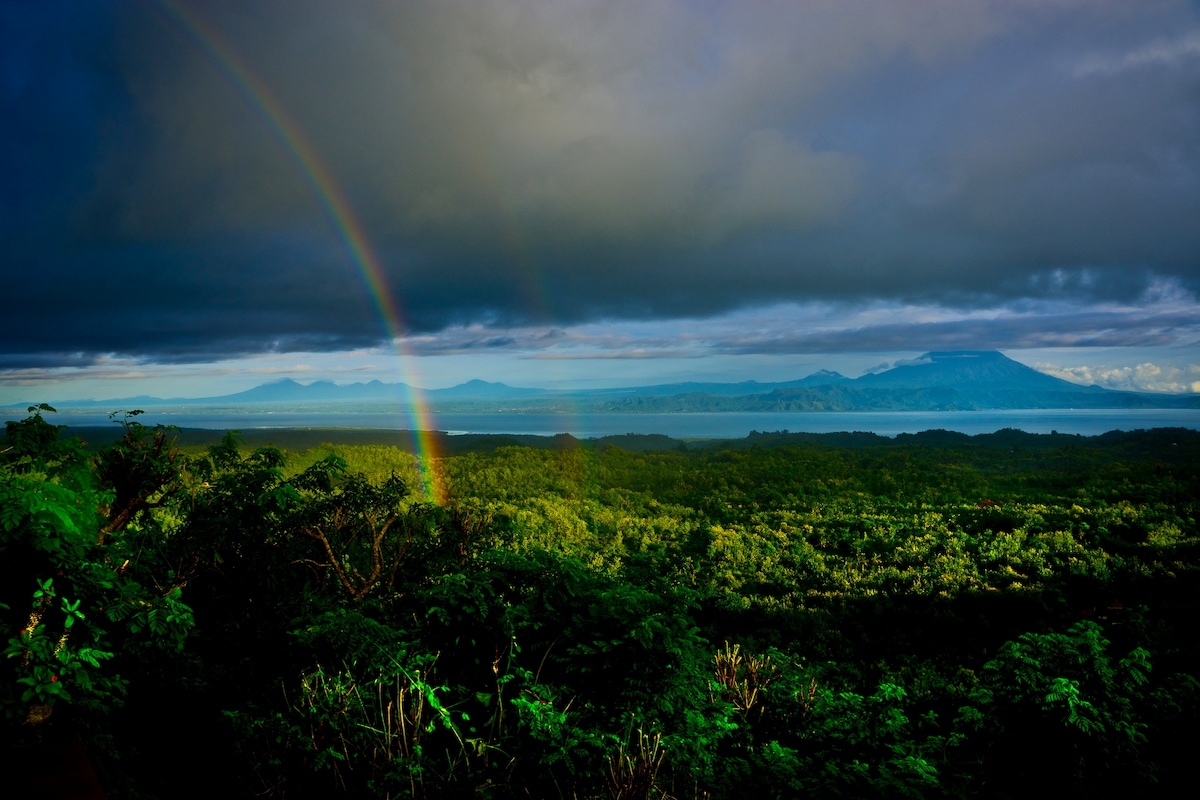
[{"x1": 42, "y1": 409, "x2": 1200, "y2": 439}]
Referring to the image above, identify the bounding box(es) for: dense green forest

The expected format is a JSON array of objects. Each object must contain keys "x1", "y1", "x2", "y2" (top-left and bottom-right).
[{"x1": 3, "y1": 408, "x2": 1198, "y2": 798}]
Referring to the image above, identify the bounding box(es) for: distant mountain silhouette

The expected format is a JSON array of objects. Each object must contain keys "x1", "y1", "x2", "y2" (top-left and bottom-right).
[
  {"x1": 24, "y1": 351, "x2": 1200, "y2": 412},
  {"x1": 594, "y1": 371, "x2": 851, "y2": 398},
  {"x1": 192, "y1": 378, "x2": 550, "y2": 404},
  {"x1": 683, "y1": 351, "x2": 1196, "y2": 411},
  {"x1": 856, "y1": 351, "x2": 1101, "y2": 393},
  {"x1": 36, "y1": 377, "x2": 545, "y2": 408},
  {"x1": 427, "y1": 379, "x2": 548, "y2": 399},
  {"x1": 594, "y1": 351, "x2": 1198, "y2": 411},
  {"x1": 170, "y1": 378, "x2": 411, "y2": 404}
]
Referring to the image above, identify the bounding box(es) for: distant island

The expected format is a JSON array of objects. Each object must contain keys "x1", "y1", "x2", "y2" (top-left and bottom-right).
[{"x1": 17, "y1": 351, "x2": 1200, "y2": 413}]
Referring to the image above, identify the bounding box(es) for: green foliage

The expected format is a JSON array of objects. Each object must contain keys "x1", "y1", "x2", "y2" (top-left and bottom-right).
[
  {"x1": 4, "y1": 414, "x2": 1199, "y2": 798},
  {"x1": 1, "y1": 407, "x2": 196, "y2": 743},
  {"x1": 950, "y1": 620, "x2": 1164, "y2": 794}
]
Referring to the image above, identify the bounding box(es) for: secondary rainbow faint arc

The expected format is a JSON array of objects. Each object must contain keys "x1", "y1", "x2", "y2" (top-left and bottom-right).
[{"x1": 155, "y1": 0, "x2": 446, "y2": 503}]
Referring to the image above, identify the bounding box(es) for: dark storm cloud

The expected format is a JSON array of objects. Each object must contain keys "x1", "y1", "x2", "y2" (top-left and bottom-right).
[
  {"x1": 0, "y1": 353, "x2": 101, "y2": 371},
  {"x1": 3, "y1": 0, "x2": 1199, "y2": 365}
]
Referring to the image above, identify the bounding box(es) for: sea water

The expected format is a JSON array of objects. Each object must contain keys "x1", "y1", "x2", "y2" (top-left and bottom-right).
[{"x1": 29, "y1": 408, "x2": 1200, "y2": 438}]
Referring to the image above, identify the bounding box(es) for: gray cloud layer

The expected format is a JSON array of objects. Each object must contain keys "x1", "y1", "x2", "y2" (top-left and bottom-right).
[{"x1": 4, "y1": 0, "x2": 1199, "y2": 364}]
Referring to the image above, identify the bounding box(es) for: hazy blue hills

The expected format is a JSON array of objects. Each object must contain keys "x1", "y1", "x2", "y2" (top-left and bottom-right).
[
  {"x1": 216, "y1": 379, "x2": 400, "y2": 403},
  {"x1": 427, "y1": 379, "x2": 549, "y2": 399},
  {"x1": 588, "y1": 351, "x2": 1199, "y2": 411},
  {"x1": 206, "y1": 377, "x2": 550, "y2": 403},
  {"x1": 591, "y1": 370, "x2": 851, "y2": 398},
  {"x1": 40, "y1": 378, "x2": 547, "y2": 408},
  {"x1": 23, "y1": 351, "x2": 1200, "y2": 412},
  {"x1": 603, "y1": 352, "x2": 1198, "y2": 412},
  {"x1": 855, "y1": 351, "x2": 1102, "y2": 392}
]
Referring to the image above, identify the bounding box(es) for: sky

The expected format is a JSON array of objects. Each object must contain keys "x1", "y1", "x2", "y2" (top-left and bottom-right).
[{"x1": 3, "y1": 0, "x2": 1200, "y2": 405}]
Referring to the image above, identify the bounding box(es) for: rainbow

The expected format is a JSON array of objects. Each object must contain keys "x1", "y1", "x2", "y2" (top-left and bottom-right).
[{"x1": 153, "y1": 0, "x2": 446, "y2": 503}]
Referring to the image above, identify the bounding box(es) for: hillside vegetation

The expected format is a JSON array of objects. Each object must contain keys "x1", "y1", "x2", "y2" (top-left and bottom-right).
[{"x1": 3, "y1": 408, "x2": 1198, "y2": 798}]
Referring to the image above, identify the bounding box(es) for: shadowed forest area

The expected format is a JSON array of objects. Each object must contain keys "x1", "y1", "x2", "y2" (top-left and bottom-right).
[{"x1": 3, "y1": 408, "x2": 1198, "y2": 798}]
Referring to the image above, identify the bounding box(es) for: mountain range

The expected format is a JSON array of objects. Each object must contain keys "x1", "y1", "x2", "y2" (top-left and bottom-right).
[{"x1": 22, "y1": 351, "x2": 1200, "y2": 412}]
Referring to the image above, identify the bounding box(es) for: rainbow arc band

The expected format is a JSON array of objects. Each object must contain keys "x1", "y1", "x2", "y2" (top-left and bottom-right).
[{"x1": 154, "y1": 0, "x2": 445, "y2": 503}]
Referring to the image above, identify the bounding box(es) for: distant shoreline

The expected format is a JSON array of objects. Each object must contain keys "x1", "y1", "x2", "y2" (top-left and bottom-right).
[
  {"x1": 12, "y1": 407, "x2": 1199, "y2": 442},
  {"x1": 51, "y1": 423, "x2": 1200, "y2": 458}
]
